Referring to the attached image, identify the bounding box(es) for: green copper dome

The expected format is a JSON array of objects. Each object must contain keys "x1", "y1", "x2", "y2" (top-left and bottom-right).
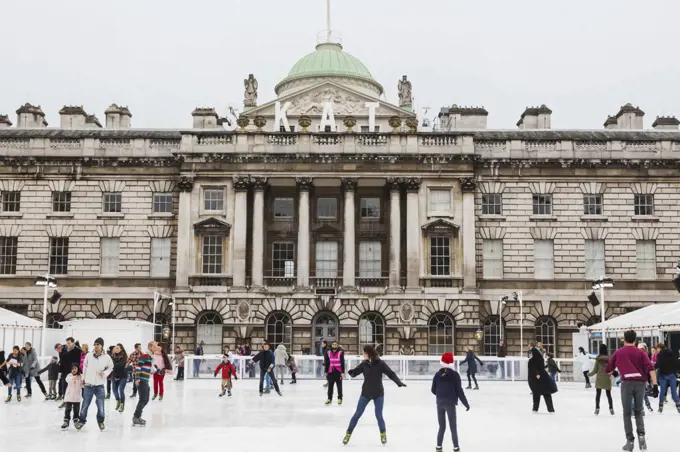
[{"x1": 275, "y1": 42, "x2": 383, "y2": 95}]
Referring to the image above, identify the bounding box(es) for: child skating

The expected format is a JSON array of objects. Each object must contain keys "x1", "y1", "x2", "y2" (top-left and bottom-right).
[
  {"x1": 38, "y1": 356, "x2": 60, "y2": 400},
  {"x1": 62, "y1": 364, "x2": 84, "y2": 430},
  {"x1": 432, "y1": 352, "x2": 469, "y2": 452},
  {"x1": 214, "y1": 355, "x2": 238, "y2": 397}
]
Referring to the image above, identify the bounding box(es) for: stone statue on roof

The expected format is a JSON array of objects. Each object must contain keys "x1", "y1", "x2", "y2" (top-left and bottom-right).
[
  {"x1": 244, "y1": 74, "x2": 258, "y2": 108},
  {"x1": 398, "y1": 75, "x2": 412, "y2": 107}
]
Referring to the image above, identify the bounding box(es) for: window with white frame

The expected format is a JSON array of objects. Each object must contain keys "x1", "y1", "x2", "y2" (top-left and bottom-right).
[
  {"x1": 0, "y1": 236, "x2": 18, "y2": 275},
  {"x1": 315, "y1": 241, "x2": 338, "y2": 278},
  {"x1": 483, "y1": 316, "x2": 504, "y2": 356},
  {"x1": 52, "y1": 192, "x2": 72, "y2": 212},
  {"x1": 102, "y1": 192, "x2": 122, "y2": 213},
  {"x1": 152, "y1": 193, "x2": 173, "y2": 213},
  {"x1": 583, "y1": 194, "x2": 603, "y2": 215},
  {"x1": 203, "y1": 188, "x2": 224, "y2": 212},
  {"x1": 483, "y1": 239, "x2": 503, "y2": 279},
  {"x1": 202, "y1": 235, "x2": 223, "y2": 274},
  {"x1": 272, "y1": 242, "x2": 295, "y2": 277},
  {"x1": 532, "y1": 194, "x2": 552, "y2": 215},
  {"x1": 428, "y1": 189, "x2": 452, "y2": 215},
  {"x1": 636, "y1": 240, "x2": 656, "y2": 280},
  {"x1": 481, "y1": 193, "x2": 502, "y2": 215},
  {"x1": 430, "y1": 237, "x2": 451, "y2": 276},
  {"x1": 49, "y1": 237, "x2": 69, "y2": 275},
  {"x1": 316, "y1": 198, "x2": 337, "y2": 220},
  {"x1": 634, "y1": 194, "x2": 654, "y2": 216},
  {"x1": 360, "y1": 198, "x2": 380, "y2": 219},
  {"x1": 359, "y1": 241, "x2": 381, "y2": 278},
  {"x1": 359, "y1": 313, "x2": 385, "y2": 350},
  {"x1": 273, "y1": 198, "x2": 294, "y2": 219},
  {"x1": 535, "y1": 316, "x2": 557, "y2": 355},
  {"x1": 534, "y1": 239, "x2": 554, "y2": 279},
  {"x1": 585, "y1": 239, "x2": 605, "y2": 280},
  {"x1": 266, "y1": 312, "x2": 293, "y2": 350},
  {"x1": 428, "y1": 313, "x2": 454, "y2": 355},
  {"x1": 100, "y1": 238, "x2": 120, "y2": 276},
  {"x1": 1, "y1": 191, "x2": 21, "y2": 212},
  {"x1": 150, "y1": 237, "x2": 171, "y2": 277}
]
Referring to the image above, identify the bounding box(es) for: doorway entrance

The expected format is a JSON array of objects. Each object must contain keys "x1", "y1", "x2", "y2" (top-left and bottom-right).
[{"x1": 313, "y1": 312, "x2": 338, "y2": 354}]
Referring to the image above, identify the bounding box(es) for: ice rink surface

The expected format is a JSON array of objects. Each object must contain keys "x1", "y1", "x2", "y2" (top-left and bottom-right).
[{"x1": 1, "y1": 378, "x2": 678, "y2": 452}]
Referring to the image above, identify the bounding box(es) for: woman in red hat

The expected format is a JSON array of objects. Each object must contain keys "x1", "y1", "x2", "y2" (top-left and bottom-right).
[{"x1": 431, "y1": 352, "x2": 470, "y2": 452}]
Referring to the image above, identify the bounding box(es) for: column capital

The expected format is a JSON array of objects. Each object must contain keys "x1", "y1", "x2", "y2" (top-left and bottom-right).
[
  {"x1": 341, "y1": 177, "x2": 358, "y2": 191},
  {"x1": 250, "y1": 176, "x2": 268, "y2": 191},
  {"x1": 232, "y1": 176, "x2": 250, "y2": 191},
  {"x1": 459, "y1": 177, "x2": 476, "y2": 193},
  {"x1": 386, "y1": 177, "x2": 405, "y2": 191},
  {"x1": 177, "y1": 175, "x2": 195, "y2": 192},
  {"x1": 295, "y1": 177, "x2": 313, "y2": 191},
  {"x1": 404, "y1": 177, "x2": 422, "y2": 192}
]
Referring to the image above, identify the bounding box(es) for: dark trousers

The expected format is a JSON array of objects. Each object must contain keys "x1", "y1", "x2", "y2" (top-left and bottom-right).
[
  {"x1": 259, "y1": 368, "x2": 280, "y2": 393},
  {"x1": 64, "y1": 402, "x2": 80, "y2": 422},
  {"x1": 532, "y1": 392, "x2": 555, "y2": 412},
  {"x1": 327, "y1": 371, "x2": 343, "y2": 400},
  {"x1": 467, "y1": 372, "x2": 478, "y2": 388},
  {"x1": 347, "y1": 395, "x2": 385, "y2": 433},
  {"x1": 175, "y1": 367, "x2": 184, "y2": 380},
  {"x1": 106, "y1": 379, "x2": 111, "y2": 396},
  {"x1": 134, "y1": 380, "x2": 150, "y2": 419},
  {"x1": 0, "y1": 372, "x2": 8, "y2": 386},
  {"x1": 26, "y1": 375, "x2": 46, "y2": 395},
  {"x1": 596, "y1": 388, "x2": 613, "y2": 409},
  {"x1": 583, "y1": 371, "x2": 591, "y2": 386},
  {"x1": 621, "y1": 381, "x2": 646, "y2": 441},
  {"x1": 436, "y1": 403, "x2": 459, "y2": 449},
  {"x1": 59, "y1": 373, "x2": 67, "y2": 398}
]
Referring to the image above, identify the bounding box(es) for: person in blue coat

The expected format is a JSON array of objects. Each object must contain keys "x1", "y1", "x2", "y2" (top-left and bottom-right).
[
  {"x1": 432, "y1": 352, "x2": 469, "y2": 452},
  {"x1": 461, "y1": 347, "x2": 484, "y2": 390}
]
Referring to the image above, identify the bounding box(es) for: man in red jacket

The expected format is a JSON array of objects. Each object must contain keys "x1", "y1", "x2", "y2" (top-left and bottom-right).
[
  {"x1": 214, "y1": 355, "x2": 237, "y2": 397},
  {"x1": 605, "y1": 330, "x2": 658, "y2": 452}
]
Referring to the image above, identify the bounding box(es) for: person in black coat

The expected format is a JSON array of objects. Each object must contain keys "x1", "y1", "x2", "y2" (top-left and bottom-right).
[
  {"x1": 528, "y1": 348, "x2": 556, "y2": 412},
  {"x1": 0, "y1": 351, "x2": 9, "y2": 386},
  {"x1": 58, "y1": 338, "x2": 81, "y2": 406},
  {"x1": 432, "y1": 352, "x2": 469, "y2": 452},
  {"x1": 38, "y1": 356, "x2": 60, "y2": 399},
  {"x1": 342, "y1": 345, "x2": 406, "y2": 446},
  {"x1": 461, "y1": 348, "x2": 484, "y2": 390},
  {"x1": 251, "y1": 342, "x2": 281, "y2": 396}
]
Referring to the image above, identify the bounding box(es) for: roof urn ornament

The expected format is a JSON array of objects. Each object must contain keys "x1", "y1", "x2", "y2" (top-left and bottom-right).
[
  {"x1": 405, "y1": 117, "x2": 418, "y2": 133},
  {"x1": 343, "y1": 115, "x2": 357, "y2": 132},
  {"x1": 253, "y1": 115, "x2": 266, "y2": 131},
  {"x1": 389, "y1": 116, "x2": 402, "y2": 132},
  {"x1": 244, "y1": 74, "x2": 258, "y2": 108},
  {"x1": 397, "y1": 75, "x2": 412, "y2": 108},
  {"x1": 237, "y1": 115, "x2": 250, "y2": 130},
  {"x1": 298, "y1": 115, "x2": 312, "y2": 132}
]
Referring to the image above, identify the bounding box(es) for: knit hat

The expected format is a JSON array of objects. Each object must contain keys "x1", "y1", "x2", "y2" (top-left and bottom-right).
[
  {"x1": 440, "y1": 352, "x2": 455, "y2": 368},
  {"x1": 94, "y1": 337, "x2": 104, "y2": 347}
]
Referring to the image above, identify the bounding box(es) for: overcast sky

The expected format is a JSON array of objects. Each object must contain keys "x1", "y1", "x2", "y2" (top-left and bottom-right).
[{"x1": 2, "y1": 0, "x2": 678, "y2": 129}]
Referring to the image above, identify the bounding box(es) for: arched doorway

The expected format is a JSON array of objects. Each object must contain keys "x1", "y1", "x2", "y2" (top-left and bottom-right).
[
  {"x1": 428, "y1": 313, "x2": 454, "y2": 355},
  {"x1": 358, "y1": 312, "x2": 385, "y2": 354},
  {"x1": 196, "y1": 311, "x2": 223, "y2": 354},
  {"x1": 312, "y1": 312, "x2": 338, "y2": 354},
  {"x1": 265, "y1": 311, "x2": 292, "y2": 350}
]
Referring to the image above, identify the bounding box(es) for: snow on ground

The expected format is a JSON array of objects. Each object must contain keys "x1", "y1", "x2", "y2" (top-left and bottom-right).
[{"x1": 1, "y1": 379, "x2": 678, "y2": 452}]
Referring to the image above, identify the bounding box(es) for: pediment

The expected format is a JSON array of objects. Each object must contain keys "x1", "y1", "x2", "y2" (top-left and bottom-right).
[
  {"x1": 244, "y1": 81, "x2": 415, "y2": 119},
  {"x1": 422, "y1": 218, "x2": 460, "y2": 235},
  {"x1": 194, "y1": 217, "x2": 231, "y2": 234}
]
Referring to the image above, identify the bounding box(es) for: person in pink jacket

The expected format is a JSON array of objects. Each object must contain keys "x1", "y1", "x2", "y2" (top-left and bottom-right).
[
  {"x1": 62, "y1": 364, "x2": 84, "y2": 430},
  {"x1": 79, "y1": 344, "x2": 89, "y2": 371}
]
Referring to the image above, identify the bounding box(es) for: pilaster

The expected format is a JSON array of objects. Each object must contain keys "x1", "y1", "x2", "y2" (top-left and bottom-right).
[{"x1": 342, "y1": 177, "x2": 358, "y2": 291}]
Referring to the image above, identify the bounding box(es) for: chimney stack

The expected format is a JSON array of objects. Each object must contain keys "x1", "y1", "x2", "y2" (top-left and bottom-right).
[
  {"x1": 651, "y1": 116, "x2": 680, "y2": 130},
  {"x1": 517, "y1": 104, "x2": 552, "y2": 129},
  {"x1": 603, "y1": 115, "x2": 617, "y2": 129},
  {"x1": 59, "y1": 106, "x2": 88, "y2": 129},
  {"x1": 615, "y1": 103, "x2": 644, "y2": 129},
  {"x1": 16, "y1": 103, "x2": 48, "y2": 128},
  {"x1": 105, "y1": 104, "x2": 132, "y2": 129},
  {"x1": 439, "y1": 105, "x2": 488, "y2": 130},
  {"x1": 0, "y1": 114, "x2": 11, "y2": 129},
  {"x1": 192, "y1": 107, "x2": 220, "y2": 129},
  {"x1": 85, "y1": 114, "x2": 102, "y2": 129}
]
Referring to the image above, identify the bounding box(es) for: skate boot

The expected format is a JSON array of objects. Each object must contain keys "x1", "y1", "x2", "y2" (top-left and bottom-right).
[
  {"x1": 133, "y1": 417, "x2": 146, "y2": 426},
  {"x1": 228, "y1": 390, "x2": 232, "y2": 397},
  {"x1": 25, "y1": 392, "x2": 32, "y2": 398},
  {"x1": 610, "y1": 408, "x2": 615, "y2": 415},
  {"x1": 263, "y1": 389, "x2": 270, "y2": 394},
  {"x1": 152, "y1": 394, "x2": 157, "y2": 401},
  {"x1": 453, "y1": 448, "x2": 460, "y2": 452},
  {"x1": 645, "y1": 402, "x2": 653, "y2": 412},
  {"x1": 115, "y1": 401, "x2": 121, "y2": 411},
  {"x1": 466, "y1": 385, "x2": 472, "y2": 390},
  {"x1": 658, "y1": 405, "x2": 663, "y2": 413},
  {"x1": 106, "y1": 393, "x2": 111, "y2": 399},
  {"x1": 638, "y1": 435, "x2": 647, "y2": 451},
  {"x1": 75, "y1": 422, "x2": 84, "y2": 430},
  {"x1": 621, "y1": 440, "x2": 634, "y2": 452},
  {"x1": 436, "y1": 448, "x2": 442, "y2": 452},
  {"x1": 5, "y1": 395, "x2": 11, "y2": 403},
  {"x1": 219, "y1": 390, "x2": 226, "y2": 397},
  {"x1": 42, "y1": 392, "x2": 48, "y2": 400},
  {"x1": 17, "y1": 394, "x2": 21, "y2": 402},
  {"x1": 61, "y1": 420, "x2": 69, "y2": 430},
  {"x1": 342, "y1": 433, "x2": 351, "y2": 445},
  {"x1": 159, "y1": 396, "x2": 163, "y2": 401},
  {"x1": 594, "y1": 408, "x2": 600, "y2": 415},
  {"x1": 338, "y1": 399, "x2": 343, "y2": 405},
  {"x1": 119, "y1": 403, "x2": 125, "y2": 413},
  {"x1": 56, "y1": 396, "x2": 63, "y2": 401},
  {"x1": 276, "y1": 390, "x2": 282, "y2": 396},
  {"x1": 474, "y1": 386, "x2": 479, "y2": 390},
  {"x1": 259, "y1": 392, "x2": 263, "y2": 397},
  {"x1": 58, "y1": 402, "x2": 66, "y2": 409},
  {"x1": 676, "y1": 403, "x2": 680, "y2": 414},
  {"x1": 280, "y1": 380, "x2": 284, "y2": 385},
  {"x1": 325, "y1": 399, "x2": 332, "y2": 405},
  {"x1": 98, "y1": 422, "x2": 105, "y2": 431},
  {"x1": 380, "y1": 432, "x2": 387, "y2": 445},
  {"x1": 291, "y1": 380, "x2": 297, "y2": 384}
]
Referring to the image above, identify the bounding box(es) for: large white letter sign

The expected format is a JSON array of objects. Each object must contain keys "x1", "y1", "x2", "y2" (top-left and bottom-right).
[
  {"x1": 319, "y1": 102, "x2": 336, "y2": 131},
  {"x1": 274, "y1": 101, "x2": 291, "y2": 132},
  {"x1": 365, "y1": 102, "x2": 378, "y2": 132},
  {"x1": 223, "y1": 109, "x2": 239, "y2": 132}
]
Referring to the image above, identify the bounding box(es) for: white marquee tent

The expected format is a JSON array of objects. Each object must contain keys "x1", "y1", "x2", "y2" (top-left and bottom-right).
[
  {"x1": 587, "y1": 301, "x2": 680, "y2": 335},
  {"x1": 0, "y1": 307, "x2": 42, "y2": 353}
]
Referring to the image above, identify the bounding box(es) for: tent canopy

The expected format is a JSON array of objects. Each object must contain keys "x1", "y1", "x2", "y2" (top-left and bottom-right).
[
  {"x1": 587, "y1": 301, "x2": 680, "y2": 333},
  {"x1": 0, "y1": 307, "x2": 42, "y2": 329}
]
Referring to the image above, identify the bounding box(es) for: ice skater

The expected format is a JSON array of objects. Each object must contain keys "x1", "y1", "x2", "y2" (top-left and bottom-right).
[
  {"x1": 528, "y1": 348, "x2": 556, "y2": 413},
  {"x1": 152, "y1": 344, "x2": 172, "y2": 401},
  {"x1": 111, "y1": 344, "x2": 128, "y2": 412},
  {"x1": 432, "y1": 352, "x2": 469, "y2": 452},
  {"x1": 252, "y1": 342, "x2": 281, "y2": 396},
  {"x1": 214, "y1": 355, "x2": 238, "y2": 397},
  {"x1": 575, "y1": 347, "x2": 594, "y2": 388},
  {"x1": 0, "y1": 350, "x2": 9, "y2": 387},
  {"x1": 61, "y1": 364, "x2": 84, "y2": 430},
  {"x1": 287, "y1": 353, "x2": 298, "y2": 384},
  {"x1": 76, "y1": 337, "x2": 113, "y2": 431},
  {"x1": 342, "y1": 345, "x2": 406, "y2": 446},
  {"x1": 324, "y1": 340, "x2": 345, "y2": 405},
  {"x1": 38, "y1": 356, "x2": 60, "y2": 400},
  {"x1": 545, "y1": 352, "x2": 561, "y2": 384},
  {"x1": 22, "y1": 342, "x2": 46, "y2": 399},
  {"x1": 5, "y1": 346, "x2": 23, "y2": 402},
  {"x1": 589, "y1": 343, "x2": 614, "y2": 415},
  {"x1": 654, "y1": 342, "x2": 680, "y2": 413},
  {"x1": 274, "y1": 344, "x2": 289, "y2": 385},
  {"x1": 461, "y1": 347, "x2": 483, "y2": 390},
  {"x1": 132, "y1": 341, "x2": 154, "y2": 426}
]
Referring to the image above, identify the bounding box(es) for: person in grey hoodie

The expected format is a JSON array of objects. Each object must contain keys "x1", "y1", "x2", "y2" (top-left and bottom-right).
[
  {"x1": 274, "y1": 344, "x2": 289, "y2": 385},
  {"x1": 22, "y1": 342, "x2": 47, "y2": 398}
]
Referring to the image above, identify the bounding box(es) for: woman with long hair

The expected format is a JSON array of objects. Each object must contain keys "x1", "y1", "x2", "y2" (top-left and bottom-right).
[
  {"x1": 589, "y1": 343, "x2": 614, "y2": 415},
  {"x1": 575, "y1": 347, "x2": 594, "y2": 388},
  {"x1": 152, "y1": 343, "x2": 173, "y2": 401},
  {"x1": 342, "y1": 345, "x2": 406, "y2": 446},
  {"x1": 111, "y1": 344, "x2": 128, "y2": 412},
  {"x1": 528, "y1": 348, "x2": 556, "y2": 413}
]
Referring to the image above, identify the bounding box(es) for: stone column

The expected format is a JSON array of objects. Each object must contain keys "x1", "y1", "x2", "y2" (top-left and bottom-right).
[
  {"x1": 250, "y1": 177, "x2": 267, "y2": 289},
  {"x1": 232, "y1": 176, "x2": 249, "y2": 288},
  {"x1": 387, "y1": 177, "x2": 402, "y2": 292},
  {"x1": 176, "y1": 176, "x2": 194, "y2": 288},
  {"x1": 405, "y1": 178, "x2": 421, "y2": 289},
  {"x1": 460, "y1": 177, "x2": 477, "y2": 291},
  {"x1": 296, "y1": 177, "x2": 312, "y2": 290},
  {"x1": 342, "y1": 177, "x2": 358, "y2": 291}
]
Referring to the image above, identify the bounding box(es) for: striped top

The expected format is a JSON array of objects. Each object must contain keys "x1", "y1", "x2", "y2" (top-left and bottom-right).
[{"x1": 135, "y1": 353, "x2": 152, "y2": 382}]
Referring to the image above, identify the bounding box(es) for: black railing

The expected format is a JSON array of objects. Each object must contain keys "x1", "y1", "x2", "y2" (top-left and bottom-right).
[
  {"x1": 264, "y1": 276, "x2": 296, "y2": 287},
  {"x1": 419, "y1": 277, "x2": 462, "y2": 288}
]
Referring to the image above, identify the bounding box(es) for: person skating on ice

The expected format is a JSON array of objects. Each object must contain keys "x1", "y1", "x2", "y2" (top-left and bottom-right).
[
  {"x1": 528, "y1": 348, "x2": 557, "y2": 413},
  {"x1": 5, "y1": 346, "x2": 23, "y2": 402},
  {"x1": 605, "y1": 329, "x2": 658, "y2": 451},
  {"x1": 589, "y1": 343, "x2": 615, "y2": 415},
  {"x1": 324, "y1": 340, "x2": 345, "y2": 405},
  {"x1": 287, "y1": 353, "x2": 298, "y2": 384},
  {"x1": 76, "y1": 337, "x2": 113, "y2": 431},
  {"x1": 127, "y1": 343, "x2": 142, "y2": 398},
  {"x1": 111, "y1": 344, "x2": 128, "y2": 412},
  {"x1": 653, "y1": 342, "x2": 680, "y2": 413},
  {"x1": 252, "y1": 342, "x2": 281, "y2": 396},
  {"x1": 174, "y1": 346, "x2": 185, "y2": 381},
  {"x1": 274, "y1": 344, "x2": 289, "y2": 385},
  {"x1": 342, "y1": 345, "x2": 406, "y2": 446},
  {"x1": 132, "y1": 341, "x2": 155, "y2": 426},
  {"x1": 432, "y1": 352, "x2": 469, "y2": 452},
  {"x1": 22, "y1": 342, "x2": 46, "y2": 399},
  {"x1": 214, "y1": 355, "x2": 238, "y2": 397},
  {"x1": 0, "y1": 350, "x2": 10, "y2": 388},
  {"x1": 58, "y1": 338, "x2": 81, "y2": 407},
  {"x1": 38, "y1": 356, "x2": 60, "y2": 400},
  {"x1": 461, "y1": 347, "x2": 483, "y2": 390},
  {"x1": 61, "y1": 364, "x2": 84, "y2": 430},
  {"x1": 575, "y1": 346, "x2": 595, "y2": 389},
  {"x1": 545, "y1": 353, "x2": 561, "y2": 384},
  {"x1": 152, "y1": 344, "x2": 172, "y2": 401}
]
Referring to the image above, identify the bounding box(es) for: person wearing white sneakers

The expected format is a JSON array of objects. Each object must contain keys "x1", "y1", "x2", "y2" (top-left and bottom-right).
[
  {"x1": 432, "y1": 352, "x2": 469, "y2": 452},
  {"x1": 75, "y1": 337, "x2": 113, "y2": 431}
]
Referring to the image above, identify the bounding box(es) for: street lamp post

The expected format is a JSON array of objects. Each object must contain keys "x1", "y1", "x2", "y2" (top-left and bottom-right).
[
  {"x1": 153, "y1": 292, "x2": 176, "y2": 351},
  {"x1": 500, "y1": 291, "x2": 523, "y2": 356},
  {"x1": 592, "y1": 276, "x2": 614, "y2": 347},
  {"x1": 35, "y1": 274, "x2": 58, "y2": 356},
  {"x1": 498, "y1": 296, "x2": 507, "y2": 341}
]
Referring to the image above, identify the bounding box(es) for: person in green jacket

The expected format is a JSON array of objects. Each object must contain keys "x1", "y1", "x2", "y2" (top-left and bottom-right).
[
  {"x1": 545, "y1": 353, "x2": 561, "y2": 383},
  {"x1": 589, "y1": 343, "x2": 614, "y2": 415}
]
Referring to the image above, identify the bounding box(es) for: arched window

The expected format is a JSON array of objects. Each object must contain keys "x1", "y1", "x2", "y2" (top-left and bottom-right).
[
  {"x1": 266, "y1": 312, "x2": 292, "y2": 351},
  {"x1": 535, "y1": 316, "x2": 557, "y2": 355},
  {"x1": 46, "y1": 313, "x2": 65, "y2": 329},
  {"x1": 483, "y1": 316, "x2": 506, "y2": 356},
  {"x1": 359, "y1": 312, "x2": 385, "y2": 353},
  {"x1": 313, "y1": 312, "x2": 338, "y2": 353},
  {"x1": 147, "y1": 313, "x2": 170, "y2": 344},
  {"x1": 96, "y1": 313, "x2": 116, "y2": 319},
  {"x1": 428, "y1": 313, "x2": 454, "y2": 355},
  {"x1": 196, "y1": 311, "x2": 223, "y2": 354}
]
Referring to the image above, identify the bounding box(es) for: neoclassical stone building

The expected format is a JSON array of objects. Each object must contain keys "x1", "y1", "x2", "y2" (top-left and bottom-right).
[{"x1": 1, "y1": 38, "x2": 679, "y2": 357}]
